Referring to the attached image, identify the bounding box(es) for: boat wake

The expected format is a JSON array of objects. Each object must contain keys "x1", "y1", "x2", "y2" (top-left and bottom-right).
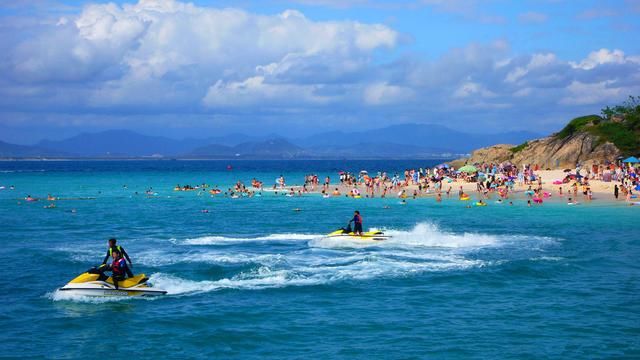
[
  {"x1": 176, "y1": 233, "x2": 319, "y2": 245},
  {"x1": 53, "y1": 222, "x2": 559, "y2": 300}
]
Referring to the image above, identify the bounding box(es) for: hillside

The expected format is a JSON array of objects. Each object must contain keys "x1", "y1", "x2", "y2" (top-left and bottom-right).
[{"x1": 453, "y1": 96, "x2": 640, "y2": 168}]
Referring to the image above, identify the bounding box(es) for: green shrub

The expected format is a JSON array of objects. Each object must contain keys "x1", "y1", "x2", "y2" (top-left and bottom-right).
[
  {"x1": 555, "y1": 115, "x2": 602, "y2": 139},
  {"x1": 589, "y1": 123, "x2": 640, "y2": 155},
  {"x1": 553, "y1": 96, "x2": 640, "y2": 156},
  {"x1": 510, "y1": 141, "x2": 529, "y2": 153}
]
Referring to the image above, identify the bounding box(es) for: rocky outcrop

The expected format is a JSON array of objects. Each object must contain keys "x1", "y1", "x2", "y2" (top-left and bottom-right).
[{"x1": 454, "y1": 132, "x2": 621, "y2": 169}]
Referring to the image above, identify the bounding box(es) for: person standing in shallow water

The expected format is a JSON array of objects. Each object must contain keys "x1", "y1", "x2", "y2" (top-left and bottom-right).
[{"x1": 614, "y1": 184, "x2": 619, "y2": 199}]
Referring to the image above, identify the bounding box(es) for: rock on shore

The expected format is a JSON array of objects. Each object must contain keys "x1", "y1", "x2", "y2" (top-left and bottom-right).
[{"x1": 452, "y1": 132, "x2": 620, "y2": 169}]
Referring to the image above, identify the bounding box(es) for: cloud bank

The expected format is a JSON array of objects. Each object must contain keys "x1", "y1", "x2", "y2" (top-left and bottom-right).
[{"x1": 1, "y1": 0, "x2": 640, "y2": 139}]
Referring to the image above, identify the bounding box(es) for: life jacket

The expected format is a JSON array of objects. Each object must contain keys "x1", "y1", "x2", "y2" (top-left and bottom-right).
[
  {"x1": 112, "y1": 257, "x2": 127, "y2": 276},
  {"x1": 354, "y1": 214, "x2": 362, "y2": 224},
  {"x1": 108, "y1": 245, "x2": 123, "y2": 256}
]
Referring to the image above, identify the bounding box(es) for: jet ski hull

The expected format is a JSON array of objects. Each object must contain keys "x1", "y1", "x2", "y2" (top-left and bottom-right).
[
  {"x1": 59, "y1": 271, "x2": 167, "y2": 297},
  {"x1": 325, "y1": 229, "x2": 389, "y2": 241},
  {"x1": 59, "y1": 282, "x2": 167, "y2": 297}
]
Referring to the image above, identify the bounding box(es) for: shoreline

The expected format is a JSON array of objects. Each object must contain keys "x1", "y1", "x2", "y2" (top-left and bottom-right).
[{"x1": 270, "y1": 170, "x2": 628, "y2": 204}]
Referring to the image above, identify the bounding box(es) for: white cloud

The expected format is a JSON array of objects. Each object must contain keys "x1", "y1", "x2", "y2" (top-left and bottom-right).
[
  {"x1": 203, "y1": 76, "x2": 334, "y2": 107},
  {"x1": 570, "y1": 49, "x2": 632, "y2": 70},
  {"x1": 453, "y1": 81, "x2": 496, "y2": 98},
  {"x1": 363, "y1": 82, "x2": 414, "y2": 105},
  {"x1": 560, "y1": 80, "x2": 624, "y2": 105},
  {"x1": 518, "y1": 11, "x2": 548, "y2": 24},
  {"x1": 1, "y1": 0, "x2": 640, "y2": 135},
  {"x1": 505, "y1": 53, "x2": 557, "y2": 83},
  {"x1": 9, "y1": 0, "x2": 398, "y2": 107}
]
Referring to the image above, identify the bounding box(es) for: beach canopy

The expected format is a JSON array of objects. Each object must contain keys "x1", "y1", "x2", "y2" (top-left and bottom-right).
[
  {"x1": 623, "y1": 156, "x2": 639, "y2": 163},
  {"x1": 458, "y1": 165, "x2": 478, "y2": 173}
]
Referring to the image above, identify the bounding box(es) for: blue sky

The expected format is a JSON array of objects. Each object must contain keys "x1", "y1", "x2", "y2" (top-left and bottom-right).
[{"x1": 1, "y1": 0, "x2": 639, "y2": 144}]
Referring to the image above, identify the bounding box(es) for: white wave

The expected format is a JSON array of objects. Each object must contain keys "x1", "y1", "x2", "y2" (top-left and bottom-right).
[
  {"x1": 384, "y1": 223, "x2": 499, "y2": 248},
  {"x1": 531, "y1": 256, "x2": 564, "y2": 262},
  {"x1": 148, "y1": 251, "x2": 484, "y2": 296},
  {"x1": 179, "y1": 233, "x2": 320, "y2": 245},
  {"x1": 50, "y1": 222, "x2": 558, "y2": 300},
  {"x1": 149, "y1": 269, "x2": 317, "y2": 295},
  {"x1": 309, "y1": 222, "x2": 556, "y2": 251},
  {"x1": 48, "y1": 290, "x2": 139, "y2": 303},
  {"x1": 135, "y1": 251, "x2": 288, "y2": 267}
]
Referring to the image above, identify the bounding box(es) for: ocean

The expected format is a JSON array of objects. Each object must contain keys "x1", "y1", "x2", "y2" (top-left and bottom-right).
[{"x1": 0, "y1": 160, "x2": 638, "y2": 359}]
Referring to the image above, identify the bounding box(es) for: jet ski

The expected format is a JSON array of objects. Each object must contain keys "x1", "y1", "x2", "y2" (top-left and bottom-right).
[
  {"x1": 59, "y1": 266, "x2": 167, "y2": 297},
  {"x1": 326, "y1": 225, "x2": 389, "y2": 241}
]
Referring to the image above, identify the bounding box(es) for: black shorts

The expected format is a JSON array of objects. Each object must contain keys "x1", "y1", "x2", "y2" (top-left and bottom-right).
[{"x1": 354, "y1": 223, "x2": 363, "y2": 233}]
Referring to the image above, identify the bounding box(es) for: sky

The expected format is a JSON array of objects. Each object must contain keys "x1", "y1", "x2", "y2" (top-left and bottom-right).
[{"x1": 1, "y1": 0, "x2": 639, "y2": 144}]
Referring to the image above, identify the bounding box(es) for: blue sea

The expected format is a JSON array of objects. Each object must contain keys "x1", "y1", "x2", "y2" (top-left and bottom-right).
[{"x1": 0, "y1": 160, "x2": 638, "y2": 359}]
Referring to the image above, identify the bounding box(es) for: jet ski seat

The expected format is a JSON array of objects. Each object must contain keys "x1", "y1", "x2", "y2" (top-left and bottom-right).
[{"x1": 70, "y1": 271, "x2": 149, "y2": 288}]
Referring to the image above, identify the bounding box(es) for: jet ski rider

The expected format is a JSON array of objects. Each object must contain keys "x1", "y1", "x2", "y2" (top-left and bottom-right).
[
  {"x1": 350, "y1": 210, "x2": 363, "y2": 236},
  {"x1": 106, "y1": 250, "x2": 128, "y2": 289},
  {"x1": 102, "y1": 238, "x2": 134, "y2": 278}
]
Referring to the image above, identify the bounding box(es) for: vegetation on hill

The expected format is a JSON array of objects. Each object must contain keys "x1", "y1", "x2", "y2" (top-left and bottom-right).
[
  {"x1": 509, "y1": 141, "x2": 528, "y2": 153},
  {"x1": 554, "y1": 96, "x2": 640, "y2": 155}
]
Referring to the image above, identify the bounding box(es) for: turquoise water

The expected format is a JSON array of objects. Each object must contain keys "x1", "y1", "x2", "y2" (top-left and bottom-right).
[{"x1": 1, "y1": 160, "x2": 639, "y2": 359}]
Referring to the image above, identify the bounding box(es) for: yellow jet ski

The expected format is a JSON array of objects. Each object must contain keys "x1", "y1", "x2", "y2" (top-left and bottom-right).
[
  {"x1": 326, "y1": 225, "x2": 389, "y2": 241},
  {"x1": 59, "y1": 266, "x2": 167, "y2": 297}
]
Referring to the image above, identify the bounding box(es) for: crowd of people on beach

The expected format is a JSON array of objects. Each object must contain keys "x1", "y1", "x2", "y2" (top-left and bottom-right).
[
  {"x1": 5, "y1": 160, "x2": 640, "y2": 209},
  {"x1": 264, "y1": 160, "x2": 640, "y2": 207}
]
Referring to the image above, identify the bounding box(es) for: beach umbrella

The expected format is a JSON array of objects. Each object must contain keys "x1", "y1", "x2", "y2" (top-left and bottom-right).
[
  {"x1": 623, "y1": 156, "x2": 639, "y2": 163},
  {"x1": 458, "y1": 165, "x2": 478, "y2": 173}
]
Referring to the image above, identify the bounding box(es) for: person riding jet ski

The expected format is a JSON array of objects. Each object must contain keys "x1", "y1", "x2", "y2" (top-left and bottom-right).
[
  {"x1": 102, "y1": 238, "x2": 134, "y2": 278},
  {"x1": 349, "y1": 210, "x2": 363, "y2": 236},
  {"x1": 103, "y1": 250, "x2": 128, "y2": 289}
]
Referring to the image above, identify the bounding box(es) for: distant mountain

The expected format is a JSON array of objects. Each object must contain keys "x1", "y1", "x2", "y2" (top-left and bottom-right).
[
  {"x1": 0, "y1": 140, "x2": 67, "y2": 158},
  {"x1": 188, "y1": 138, "x2": 305, "y2": 159},
  {"x1": 36, "y1": 130, "x2": 210, "y2": 157},
  {"x1": 202, "y1": 133, "x2": 272, "y2": 147},
  {"x1": 295, "y1": 124, "x2": 539, "y2": 153},
  {"x1": 0, "y1": 124, "x2": 541, "y2": 159},
  {"x1": 309, "y1": 142, "x2": 452, "y2": 158}
]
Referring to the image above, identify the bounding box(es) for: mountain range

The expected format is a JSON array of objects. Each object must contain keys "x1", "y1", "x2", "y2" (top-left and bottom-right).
[{"x1": 0, "y1": 124, "x2": 539, "y2": 159}]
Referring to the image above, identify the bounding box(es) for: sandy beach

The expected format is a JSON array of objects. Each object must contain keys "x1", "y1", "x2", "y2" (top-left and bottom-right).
[{"x1": 278, "y1": 170, "x2": 625, "y2": 203}]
